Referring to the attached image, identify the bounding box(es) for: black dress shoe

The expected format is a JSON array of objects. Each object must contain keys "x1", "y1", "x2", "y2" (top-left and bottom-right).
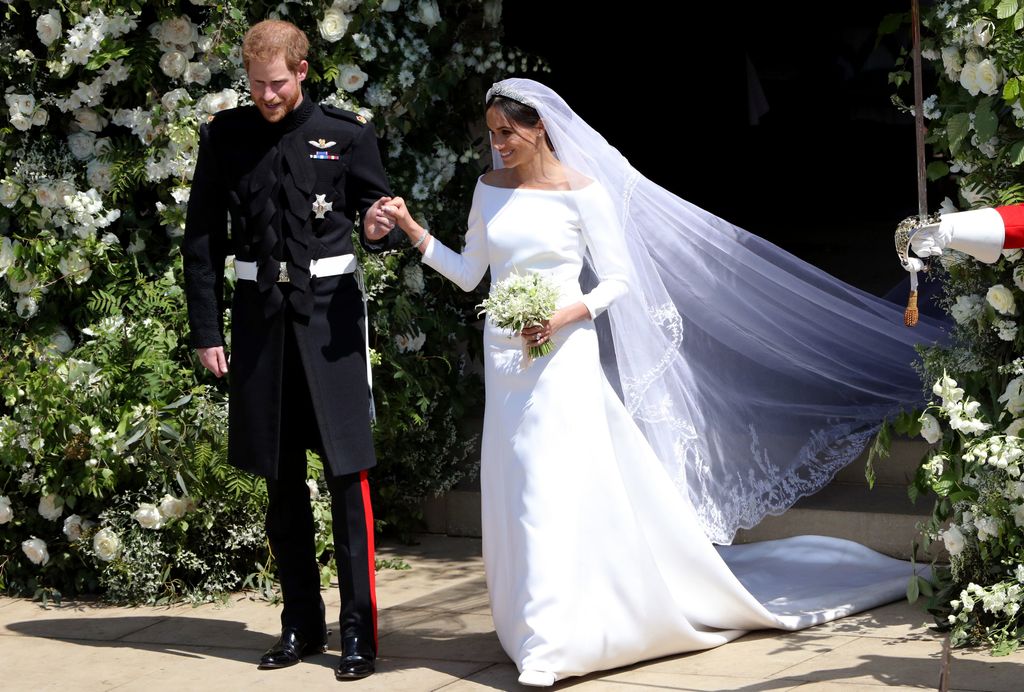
[
  {"x1": 335, "y1": 635, "x2": 375, "y2": 680},
  {"x1": 258, "y1": 627, "x2": 328, "y2": 670}
]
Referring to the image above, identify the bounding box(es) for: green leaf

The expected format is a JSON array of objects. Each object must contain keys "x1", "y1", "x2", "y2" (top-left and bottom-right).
[
  {"x1": 926, "y1": 160, "x2": 949, "y2": 181},
  {"x1": 878, "y1": 13, "x2": 906, "y2": 36},
  {"x1": 947, "y1": 113, "x2": 971, "y2": 155},
  {"x1": 1004, "y1": 76, "x2": 1023, "y2": 103},
  {"x1": 907, "y1": 575, "x2": 920, "y2": 603},
  {"x1": 1008, "y1": 140, "x2": 1024, "y2": 167},
  {"x1": 975, "y1": 102, "x2": 999, "y2": 143},
  {"x1": 997, "y1": 0, "x2": 1020, "y2": 19},
  {"x1": 1015, "y1": 8, "x2": 1024, "y2": 30}
]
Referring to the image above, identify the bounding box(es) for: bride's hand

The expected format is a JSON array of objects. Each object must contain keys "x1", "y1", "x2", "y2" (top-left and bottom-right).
[
  {"x1": 380, "y1": 196, "x2": 412, "y2": 231},
  {"x1": 521, "y1": 304, "x2": 592, "y2": 347}
]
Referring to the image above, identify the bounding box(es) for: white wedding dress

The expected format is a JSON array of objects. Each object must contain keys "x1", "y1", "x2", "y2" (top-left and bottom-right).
[{"x1": 420, "y1": 179, "x2": 915, "y2": 684}]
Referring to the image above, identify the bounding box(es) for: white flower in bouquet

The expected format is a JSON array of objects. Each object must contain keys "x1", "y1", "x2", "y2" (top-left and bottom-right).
[
  {"x1": 0, "y1": 237, "x2": 16, "y2": 275},
  {"x1": 1014, "y1": 266, "x2": 1024, "y2": 293},
  {"x1": 920, "y1": 413, "x2": 943, "y2": 444},
  {"x1": 0, "y1": 179, "x2": 20, "y2": 209},
  {"x1": 394, "y1": 329, "x2": 426, "y2": 353},
  {"x1": 950, "y1": 294, "x2": 983, "y2": 324},
  {"x1": 403, "y1": 264, "x2": 425, "y2": 294},
  {"x1": 307, "y1": 479, "x2": 319, "y2": 500},
  {"x1": 36, "y1": 10, "x2": 62, "y2": 46},
  {"x1": 999, "y1": 376, "x2": 1024, "y2": 417},
  {"x1": 16, "y1": 296, "x2": 38, "y2": 319},
  {"x1": 941, "y1": 45, "x2": 962, "y2": 80},
  {"x1": 479, "y1": 272, "x2": 560, "y2": 359},
  {"x1": 8, "y1": 269, "x2": 37, "y2": 295},
  {"x1": 93, "y1": 527, "x2": 121, "y2": 561},
  {"x1": 1015, "y1": 504, "x2": 1024, "y2": 528},
  {"x1": 59, "y1": 249, "x2": 92, "y2": 284},
  {"x1": 941, "y1": 525, "x2": 966, "y2": 556},
  {"x1": 102, "y1": 60, "x2": 129, "y2": 86},
  {"x1": 161, "y1": 88, "x2": 192, "y2": 112},
  {"x1": 152, "y1": 16, "x2": 198, "y2": 53},
  {"x1": 933, "y1": 372, "x2": 965, "y2": 405},
  {"x1": 976, "y1": 59, "x2": 1002, "y2": 96},
  {"x1": 170, "y1": 187, "x2": 190, "y2": 205},
  {"x1": 73, "y1": 108, "x2": 106, "y2": 132},
  {"x1": 38, "y1": 493, "x2": 64, "y2": 521},
  {"x1": 6, "y1": 93, "x2": 35, "y2": 118},
  {"x1": 63, "y1": 514, "x2": 84, "y2": 542},
  {"x1": 0, "y1": 495, "x2": 13, "y2": 524},
  {"x1": 31, "y1": 108, "x2": 48, "y2": 127},
  {"x1": 975, "y1": 515, "x2": 1000, "y2": 541},
  {"x1": 381, "y1": 0, "x2": 401, "y2": 11},
  {"x1": 335, "y1": 0, "x2": 362, "y2": 11},
  {"x1": 21, "y1": 537, "x2": 49, "y2": 566},
  {"x1": 159, "y1": 50, "x2": 188, "y2": 78},
  {"x1": 987, "y1": 284, "x2": 1017, "y2": 315},
  {"x1": 184, "y1": 61, "x2": 211, "y2": 86},
  {"x1": 132, "y1": 502, "x2": 163, "y2": 529},
  {"x1": 1007, "y1": 418, "x2": 1024, "y2": 437},
  {"x1": 68, "y1": 132, "x2": 97, "y2": 160},
  {"x1": 336, "y1": 64, "x2": 368, "y2": 92},
  {"x1": 199, "y1": 88, "x2": 238, "y2": 115},
  {"x1": 959, "y1": 62, "x2": 981, "y2": 96},
  {"x1": 86, "y1": 160, "x2": 113, "y2": 192},
  {"x1": 319, "y1": 5, "x2": 350, "y2": 42},
  {"x1": 972, "y1": 18, "x2": 995, "y2": 47},
  {"x1": 995, "y1": 319, "x2": 1017, "y2": 342},
  {"x1": 158, "y1": 494, "x2": 188, "y2": 520},
  {"x1": 418, "y1": 0, "x2": 442, "y2": 27}
]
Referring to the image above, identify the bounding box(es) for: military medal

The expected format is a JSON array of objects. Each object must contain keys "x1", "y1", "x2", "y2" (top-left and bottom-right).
[
  {"x1": 312, "y1": 194, "x2": 333, "y2": 219},
  {"x1": 309, "y1": 138, "x2": 341, "y2": 160}
]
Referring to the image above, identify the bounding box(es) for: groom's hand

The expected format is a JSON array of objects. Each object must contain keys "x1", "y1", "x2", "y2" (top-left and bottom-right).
[{"x1": 364, "y1": 196, "x2": 393, "y2": 241}]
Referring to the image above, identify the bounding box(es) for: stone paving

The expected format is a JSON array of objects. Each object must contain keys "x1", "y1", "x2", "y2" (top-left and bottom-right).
[{"x1": 1, "y1": 534, "x2": 1021, "y2": 691}]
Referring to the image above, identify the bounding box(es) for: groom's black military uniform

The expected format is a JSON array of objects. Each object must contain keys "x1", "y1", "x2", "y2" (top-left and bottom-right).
[{"x1": 182, "y1": 94, "x2": 401, "y2": 674}]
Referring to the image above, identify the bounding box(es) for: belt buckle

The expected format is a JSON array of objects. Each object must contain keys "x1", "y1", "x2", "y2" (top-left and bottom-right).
[{"x1": 277, "y1": 263, "x2": 291, "y2": 283}]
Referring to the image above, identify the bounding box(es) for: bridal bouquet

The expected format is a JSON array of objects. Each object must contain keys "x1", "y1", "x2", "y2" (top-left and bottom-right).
[{"x1": 478, "y1": 272, "x2": 560, "y2": 359}]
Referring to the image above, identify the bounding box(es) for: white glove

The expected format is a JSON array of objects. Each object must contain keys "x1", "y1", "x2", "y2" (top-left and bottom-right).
[
  {"x1": 909, "y1": 209, "x2": 1004, "y2": 264},
  {"x1": 909, "y1": 223, "x2": 949, "y2": 258}
]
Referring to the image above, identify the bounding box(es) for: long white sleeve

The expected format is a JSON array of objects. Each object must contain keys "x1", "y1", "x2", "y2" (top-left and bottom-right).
[
  {"x1": 420, "y1": 184, "x2": 489, "y2": 292},
  {"x1": 576, "y1": 183, "x2": 630, "y2": 318}
]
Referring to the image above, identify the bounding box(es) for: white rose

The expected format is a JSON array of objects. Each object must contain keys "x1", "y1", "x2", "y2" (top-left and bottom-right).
[
  {"x1": 0, "y1": 495, "x2": 12, "y2": 524},
  {"x1": 93, "y1": 527, "x2": 121, "y2": 561},
  {"x1": 36, "y1": 10, "x2": 61, "y2": 47},
  {"x1": 68, "y1": 132, "x2": 97, "y2": 160},
  {"x1": 920, "y1": 413, "x2": 942, "y2": 444},
  {"x1": 74, "y1": 108, "x2": 106, "y2": 133},
  {"x1": 976, "y1": 59, "x2": 1001, "y2": 96},
  {"x1": 336, "y1": 64, "x2": 368, "y2": 92},
  {"x1": 0, "y1": 179, "x2": 20, "y2": 209},
  {"x1": 59, "y1": 249, "x2": 92, "y2": 284},
  {"x1": 319, "y1": 6, "x2": 350, "y2": 42},
  {"x1": 941, "y1": 525, "x2": 966, "y2": 556},
  {"x1": 31, "y1": 108, "x2": 48, "y2": 127},
  {"x1": 987, "y1": 284, "x2": 1017, "y2": 315},
  {"x1": 198, "y1": 88, "x2": 238, "y2": 115},
  {"x1": 15, "y1": 295, "x2": 36, "y2": 319},
  {"x1": 161, "y1": 87, "x2": 191, "y2": 111},
  {"x1": 10, "y1": 114, "x2": 31, "y2": 132},
  {"x1": 158, "y1": 494, "x2": 188, "y2": 520},
  {"x1": 960, "y1": 62, "x2": 980, "y2": 96},
  {"x1": 941, "y1": 46, "x2": 962, "y2": 80},
  {"x1": 307, "y1": 479, "x2": 319, "y2": 500},
  {"x1": 8, "y1": 268, "x2": 37, "y2": 294},
  {"x1": 49, "y1": 327, "x2": 74, "y2": 354},
  {"x1": 133, "y1": 502, "x2": 164, "y2": 529},
  {"x1": 159, "y1": 50, "x2": 188, "y2": 78},
  {"x1": 38, "y1": 493, "x2": 64, "y2": 521},
  {"x1": 381, "y1": 0, "x2": 401, "y2": 10},
  {"x1": 6, "y1": 93, "x2": 35, "y2": 117},
  {"x1": 33, "y1": 182, "x2": 61, "y2": 209},
  {"x1": 418, "y1": 0, "x2": 441, "y2": 27},
  {"x1": 86, "y1": 160, "x2": 113, "y2": 192},
  {"x1": 972, "y1": 19, "x2": 995, "y2": 47},
  {"x1": 21, "y1": 537, "x2": 49, "y2": 566},
  {"x1": 156, "y1": 16, "x2": 198, "y2": 51},
  {"x1": 184, "y1": 61, "x2": 211, "y2": 85},
  {"x1": 63, "y1": 514, "x2": 84, "y2": 542}
]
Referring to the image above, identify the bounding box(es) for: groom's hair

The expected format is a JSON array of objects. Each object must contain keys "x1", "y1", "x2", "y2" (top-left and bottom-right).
[{"x1": 242, "y1": 19, "x2": 309, "y2": 72}]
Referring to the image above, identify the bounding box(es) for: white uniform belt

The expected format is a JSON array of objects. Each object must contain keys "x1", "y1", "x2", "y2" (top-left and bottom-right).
[{"x1": 233, "y1": 254, "x2": 357, "y2": 282}]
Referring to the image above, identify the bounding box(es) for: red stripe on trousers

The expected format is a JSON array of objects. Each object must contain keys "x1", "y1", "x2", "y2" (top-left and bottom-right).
[{"x1": 360, "y1": 470, "x2": 378, "y2": 647}]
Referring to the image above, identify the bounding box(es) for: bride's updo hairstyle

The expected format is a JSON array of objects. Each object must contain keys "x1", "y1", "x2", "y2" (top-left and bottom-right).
[{"x1": 485, "y1": 94, "x2": 554, "y2": 152}]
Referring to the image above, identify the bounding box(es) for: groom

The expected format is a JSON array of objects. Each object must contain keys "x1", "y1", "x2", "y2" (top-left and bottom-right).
[{"x1": 182, "y1": 19, "x2": 402, "y2": 680}]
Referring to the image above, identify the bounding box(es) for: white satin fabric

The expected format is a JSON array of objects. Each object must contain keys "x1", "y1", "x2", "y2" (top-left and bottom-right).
[{"x1": 420, "y1": 181, "x2": 914, "y2": 682}]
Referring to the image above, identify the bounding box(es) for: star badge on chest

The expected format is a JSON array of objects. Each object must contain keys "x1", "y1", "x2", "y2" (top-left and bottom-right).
[{"x1": 312, "y1": 194, "x2": 333, "y2": 219}]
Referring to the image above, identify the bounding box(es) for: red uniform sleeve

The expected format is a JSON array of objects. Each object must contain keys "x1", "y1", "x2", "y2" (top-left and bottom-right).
[{"x1": 996, "y1": 204, "x2": 1024, "y2": 248}]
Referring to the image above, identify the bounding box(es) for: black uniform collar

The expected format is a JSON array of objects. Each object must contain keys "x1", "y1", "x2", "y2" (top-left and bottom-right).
[{"x1": 269, "y1": 92, "x2": 315, "y2": 132}]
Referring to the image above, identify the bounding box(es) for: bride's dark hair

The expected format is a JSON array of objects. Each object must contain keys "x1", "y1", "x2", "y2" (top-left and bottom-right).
[{"x1": 486, "y1": 95, "x2": 554, "y2": 151}]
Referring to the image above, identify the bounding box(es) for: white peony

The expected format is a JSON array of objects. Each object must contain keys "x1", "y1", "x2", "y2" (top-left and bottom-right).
[
  {"x1": 972, "y1": 18, "x2": 995, "y2": 47},
  {"x1": 158, "y1": 494, "x2": 188, "y2": 520},
  {"x1": 0, "y1": 495, "x2": 12, "y2": 524},
  {"x1": 336, "y1": 64, "x2": 368, "y2": 92},
  {"x1": 68, "y1": 131, "x2": 97, "y2": 160},
  {"x1": 975, "y1": 515, "x2": 1000, "y2": 542},
  {"x1": 987, "y1": 284, "x2": 1017, "y2": 315},
  {"x1": 73, "y1": 108, "x2": 106, "y2": 132},
  {"x1": 86, "y1": 159, "x2": 113, "y2": 192},
  {"x1": 36, "y1": 10, "x2": 61, "y2": 46},
  {"x1": 198, "y1": 88, "x2": 238, "y2": 114},
  {"x1": 133, "y1": 503, "x2": 164, "y2": 529},
  {"x1": 38, "y1": 493, "x2": 64, "y2": 521},
  {"x1": 920, "y1": 413, "x2": 942, "y2": 444},
  {"x1": 159, "y1": 50, "x2": 188, "y2": 78},
  {"x1": 48, "y1": 327, "x2": 74, "y2": 354},
  {"x1": 960, "y1": 62, "x2": 980, "y2": 96},
  {"x1": 161, "y1": 88, "x2": 191, "y2": 111},
  {"x1": 418, "y1": 0, "x2": 441, "y2": 27},
  {"x1": 8, "y1": 269, "x2": 37, "y2": 294},
  {"x1": 975, "y1": 59, "x2": 1001, "y2": 96},
  {"x1": 154, "y1": 16, "x2": 198, "y2": 51},
  {"x1": 184, "y1": 61, "x2": 211, "y2": 85},
  {"x1": 63, "y1": 514, "x2": 84, "y2": 542},
  {"x1": 6, "y1": 93, "x2": 35, "y2": 117},
  {"x1": 319, "y1": 5, "x2": 350, "y2": 42},
  {"x1": 941, "y1": 525, "x2": 966, "y2": 556},
  {"x1": 31, "y1": 108, "x2": 49, "y2": 127},
  {"x1": 59, "y1": 249, "x2": 92, "y2": 284},
  {"x1": 93, "y1": 527, "x2": 122, "y2": 561},
  {"x1": 21, "y1": 537, "x2": 49, "y2": 566}
]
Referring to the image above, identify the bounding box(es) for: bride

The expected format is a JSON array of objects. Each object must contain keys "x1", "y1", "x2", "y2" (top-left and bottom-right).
[{"x1": 371, "y1": 78, "x2": 948, "y2": 686}]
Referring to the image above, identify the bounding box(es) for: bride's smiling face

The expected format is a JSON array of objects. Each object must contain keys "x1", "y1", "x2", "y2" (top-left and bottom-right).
[{"x1": 486, "y1": 106, "x2": 546, "y2": 168}]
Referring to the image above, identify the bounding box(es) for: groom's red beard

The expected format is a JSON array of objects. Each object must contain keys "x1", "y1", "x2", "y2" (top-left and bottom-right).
[{"x1": 255, "y1": 86, "x2": 301, "y2": 123}]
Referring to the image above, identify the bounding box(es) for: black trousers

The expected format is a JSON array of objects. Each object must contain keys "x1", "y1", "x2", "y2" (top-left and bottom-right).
[{"x1": 264, "y1": 322, "x2": 377, "y2": 652}]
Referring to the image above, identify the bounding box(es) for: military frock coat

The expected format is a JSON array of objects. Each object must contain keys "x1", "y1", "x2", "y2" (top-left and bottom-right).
[{"x1": 182, "y1": 95, "x2": 402, "y2": 478}]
